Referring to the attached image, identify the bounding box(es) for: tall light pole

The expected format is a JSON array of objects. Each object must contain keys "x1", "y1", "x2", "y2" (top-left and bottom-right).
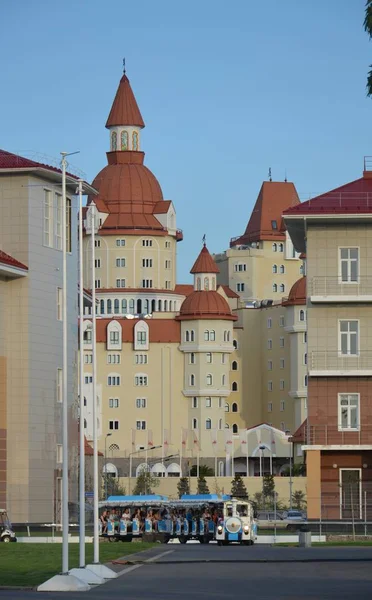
[
  {"x1": 78, "y1": 179, "x2": 85, "y2": 570},
  {"x1": 104, "y1": 433, "x2": 112, "y2": 500}
]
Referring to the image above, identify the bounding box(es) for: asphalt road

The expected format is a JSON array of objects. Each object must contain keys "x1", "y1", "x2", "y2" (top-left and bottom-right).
[{"x1": 3, "y1": 543, "x2": 372, "y2": 599}]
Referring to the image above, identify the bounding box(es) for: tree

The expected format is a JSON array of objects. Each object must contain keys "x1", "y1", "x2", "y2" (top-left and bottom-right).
[
  {"x1": 364, "y1": 0, "x2": 372, "y2": 95},
  {"x1": 197, "y1": 475, "x2": 210, "y2": 494},
  {"x1": 132, "y1": 466, "x2": 160, "y2": 495},
  {"x1": 292, "y1": 490, "x2": 307, "y2": 510},
  {"x1": 190, "y1": 464, "x2": 214, "y2": 477},
  {"x1": 231, "y1": 474, "x2": 248, "y2": 500},
  {"x1": 262, "y1": 473, "x2": 275, "y2": 507},
  {"x1": 101, "y1": 475, "x2": 126, "y2": 500},
  {"x1": 281, "y1": 463, "x2": 306, "y2": 477},
  {"x1": 177, "y1": 477, "x2": 190, "y2": 498}
]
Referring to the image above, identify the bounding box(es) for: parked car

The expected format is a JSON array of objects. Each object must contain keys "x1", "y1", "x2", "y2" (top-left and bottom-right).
[
  {"x1": 284, "y1": 510, "x2": 306, "y2": 530},
  {"x1": 256, "y1": 511, "x2": 286, "y2": 529}
]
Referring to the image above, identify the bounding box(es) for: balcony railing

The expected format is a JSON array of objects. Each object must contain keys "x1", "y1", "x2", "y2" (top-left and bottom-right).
[
  {"x1": 310, "y1": 277, "x2": 372, "y2": 298},
  {"x1": 304, "y1": 425, "x2": 372, "y2": 446},
  {"x1": 310, "y1": 351, "x2": 372, "y2": 374}
]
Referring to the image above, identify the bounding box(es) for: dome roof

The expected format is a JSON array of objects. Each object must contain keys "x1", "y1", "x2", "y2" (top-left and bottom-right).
[
  {"x1": 177, "y1": 291, "x2": 237, "y2": 321},
  {"x1": 283, "y1": 276, "x2": 306, "y2": 306}
]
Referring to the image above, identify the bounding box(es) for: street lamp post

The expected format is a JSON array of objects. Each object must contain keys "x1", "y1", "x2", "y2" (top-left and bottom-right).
[
  {"x1": 289, "y1": 440, "x2": 293, "y2": 510},
  {"x1": 128, "y1": 445, "x2": 162, "y2": 494},
  {"x1": 104, "y1": 433, "x2": 112, "y2": 500}
]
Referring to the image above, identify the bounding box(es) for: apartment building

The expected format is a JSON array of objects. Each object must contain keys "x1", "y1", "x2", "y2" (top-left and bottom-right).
[{"x1": 285, "y1": 166, "x2": 372, "y2": 519}]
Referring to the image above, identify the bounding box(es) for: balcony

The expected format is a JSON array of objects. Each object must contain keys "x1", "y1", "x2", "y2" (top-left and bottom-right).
[
  {"x1": 309, "y1": 351, "x2": 372, "y2": 376},
  {"x1": 176, "y1": 229, "x2": 183, "y2": 242},
  {"x1": 310, "y1": 277, "x2": 372, "y2": 303},
  {"x1": 303, "y1": 424, "x2": 372, "y2": 447}
]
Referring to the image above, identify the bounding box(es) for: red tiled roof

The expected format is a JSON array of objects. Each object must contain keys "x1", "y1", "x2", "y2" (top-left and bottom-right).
[
  {"x1": 284, "y1": 175, "x2": 372, "y2": 216},
  {"x1": 190, "y1": 245, "x2": 219, "y2": 274},
  {"x1": 177, "y1": 290, "x2": 237, "y2": 321},
  {"x1": 220, "y1": 285, "x2": 239, "y2": 299},
  {"x1": 174, "y1": 284, "x2": 194, "y2": 296},
  {"x1": 96, "y1": 287, "x2": 187, "y2": 295},
  {"x1": 282, "y1": 276, "x2": 306, "y2": 306},
  {"x1": 289, "y1": 419, "x2": 307, "y2": 443},
  {"x1": 106, "y1": 75, "x2": 145, "y2": 128},
  {"x1": 153, "y1": 200, "x2": 171, "y2": 214},
  {"x1": 102, "y1": 213, "x2": 164, "y2": 231},
  {"x1": 83, "y1": 436, "x2": 103, "y2": 457},
  {"x1": 0, "y1": 250, "x2": 28, "y2": 271},
  {"x1": 95, "y1": 318, "x2": 180, "y2": 343},
  {"x1": 0, "y1": 149, "x2": 78, "y2": 180},
  {"x1": 231, "y1": 181, "x2": 300, "y2": 246}
]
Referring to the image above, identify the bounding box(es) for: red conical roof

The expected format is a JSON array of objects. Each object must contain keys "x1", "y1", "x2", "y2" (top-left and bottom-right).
[
  {"x1": 106, "y1": 75, "x2": 145, "y2": 129},
  {"x1": 190, "y1": 245, "x2": 219, "y2": 274}
]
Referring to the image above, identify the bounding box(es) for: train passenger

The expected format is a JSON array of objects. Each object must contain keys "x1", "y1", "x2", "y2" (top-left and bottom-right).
[
  {"x1": 121, "y1": 508, "x2": 131, "y2": 522},
  {"x1": 100, "y1": 510, "x2": 108, "y2": 534}
]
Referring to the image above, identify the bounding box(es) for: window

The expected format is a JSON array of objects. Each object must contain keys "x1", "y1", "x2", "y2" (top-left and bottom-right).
[
  {"x1": 95, "y1": 279, "x2": 101, "y2": 289},
  {"x1": 135, "y1": 375, "x2": 148, "y2": 386},
  {"x1": 165, "y1": 241, "x2": 171, "y2": 248},
  {"x1": 192, "y1": 397, "x2": 198, "y2": 408},
  {"x1": 268, "y1": 381, "x2": 273, "y2": 391},
  {"x1": 300, "y1": 264, "x2": 305, "y2": 275},
  {"x1": 279, "y1": 315, "x2": 285, "y2": 327},
  {"x1": 225, "y1": 403, "x2": 230, "y2": 412},
  {"x1": 233, "y1": 339, "x2": 238, "y2": 349},
  {"x1": 108, "y1": 375, "x2": 120, "y2": 386},
  {"x1": 137, "y1": 331, "x2": 147, "y2": 346},
  {"x1": 272, "y1": 265, "x2": 278, "y2": 274},
  {"x1": 84, "y1": 354, "x2": 93, "y2": 364},
  {"x1": 280, "y1": 265, "x2": 285, "y2": 274},
  {"x1": 204, "y1": 330, "x2": 215, "y2": 341},
  {"x1": 206, "y1": 374, "x2": 213, "y2": 386},
  {"x1": 165, "y1": 260, "x2": 171, "y2": 269},
  {"x1": 280, "y1": 358, "x2": 285, "y2": 369},
  {"x1": 267, "y1": 339, "x2": 272, "y2": 350},
  {"x1": 84, "y1": 329, "x2": 92, "y2": 344},
  {"x1": 190, "y1": 374, "x2": 195, "y2": 386},
  {"x1": 109, "y1": 420, "x2": 119, "y2": 431},
  {"x1": 206, "y1": 352, "x2": 212, "y2": 364},
  {"x1": 142, "y1": 258, "x2": 153, "y2": 267},
  {"x1": 43, "y1": 190, "x2": 53, "y2": 247},
  {"x1": 107, "y1": 354, "x2": 120, "y2": 364},
  {"x1": 268, "y1": 402, "x2": 273, "y2": 412},
  {"x1": 303, "y1": 332, "x2": 307, "y2": 343},
  {"x1": 232, "y1": 360, "x2": 238, "y2": 371},
  {"x1": 121, "y1": 130, "x2": 128, "y2": 150},
  {"x1": 234, "y1": 263, "x2": 247, "y2": 272},
  {"x1": 280, "y1": 337, "x2": 285, "y2": 348},
  {"x1": 205, "y1": 397, "x2": 212, "y2": 408},
  {"x1": 272, "y1": 243, "x2": 277, "y2": 252},
  {"x1": 95, "y1": 239, "x2": 101, "y2": 247},
  {"x1": 338, "y1": 393, "x2": 359, "y2": 430},
  {"x1": 304, "y1": 353, "x2": 307, "y2": 365},
  {"x1": 136, "y1": 398, "x2": 146, "y2": 408},
  {"x1": 132, "y1": 131, "x2": 139, "y2": 151},
  {"x1": 221, "y1": 353, "x2": 227, "y2": 364},
  {"x1": 57, "y1": 444, "x2": 63, "y2": 464},
  {"x1": 55, "y1": 194, "x2": 62, "y2": 250},
  {"x1": 340, "y1": 248, "x2": 359, "y2": 283},
  {"x1": 114, "y1": 299, "x2": 120, "y2": 314},
  {"x1": 56, "y1": 288, "x2": 62, "y2": 321},
  {"x1": 280, "y1": 401, "x2": 285, "y2": 412},
  {"x1": 232, "y1": 402, "x2": 238, "y2": 413},
  {"x1": 267, "y1": 359, "x2": 273, "y2": 371},
  {"x1": 165, "y1": 280, "x2": 171, "y2": 290},
  {"x1": 95, "y1": 259, "x2": 101, "y2": 268},
  {"x1": 197, "y1": 277, "x2": 201, "y2": 291},
  {"x1": 236, "y1": 283, "x2": 245, "y2": 292},
  {"x1": 190, "y1": 331, "x2": 195, "y2": 342},
  {"x1": 142, "y1": 239, "x2": 153, "y2": 247},
  {"x1": 192, "y1": 418, "x2": 198, "y2": 430},
  {"x1": 114, "y1": 278, "x2": 125, "y2": 288},
  {"x1": 109, "y1": 398, "x2": 119, "y2": 408},
  {"x1": 279, "y1": 243, "x2": 284, "y2": 252},
  {"x1": 267, "y1": 318, "x2": 272, "y2": 329},
  {"x1": 116, "y1": 239, "x2": 126, "y2": 247},
  {"x1": 111, "y1": 131, "x2": 117, "y2": 151},
  {"x1": 110, "y1": 331, "x2": 120, "y2": 345},
  {"x1": 339, "y1": 320, "x2": 359, "y2": 355},
  {"x1": 222, "y1": 374, "x2": 226, "y2": 386},
  {"x1": 189, "y1": 352, "x2": 195, "y2": 364},
  {"x1": 232, "y1": 424, "x2": 238, "y2": 434},
  {"x1": 204, "y1": 277, "x2": 209, "y2": 291},
  {"x1": 273, "y1": 283, "x2": 278, "y2": 292},
  {"x1": 136, "y1": 420, "x2": 146, "y2": 430},
  {"x1": 205, "y1": 418, "x2": 212, "y2": 430},
  {"x1": 271, "y1": 220, "x2": 278, "y2": 230},
  {"x1": 280, "y1": 380, "x2": 285, "y2": 390},
  {"x1": 219, "y1": 398, "x2": 223, "y2": 409},
  {"x1": 232, "y1": 381, "x2": 238, "y2": 391},
  {"x1": 57, "y1": 369, "x2": 62, "y2": 403},
  {"x1": 304, "y1": 375, "x2": 308, "y2": 387},
  {"x1": 142, "y1": 279, "x2": 153, "y2": 288},
  {"x1": 299, "y1": 309, "x2": 305, "y2": 321},
  {"x1": 280, "y1": 422, "x2": 285, "y2": 431},
  {"x1": 135, "y1": 354, "x2": 148, "y2": 365},
  {"x1": 66, "y1": 198, "x2": 72, "y2": 253},
  {"x1": 116, "y1": 258, "x2": 126, "y2": 267},
  {"x1": 185, "y1": 331, "x2": 190, "y2": 342},
  {"x1": 279, "y1": 284, "x2": 285, "y2": 293},
  {"x1": 219, "y1": 419, "x2": 223, "y2": 430}
]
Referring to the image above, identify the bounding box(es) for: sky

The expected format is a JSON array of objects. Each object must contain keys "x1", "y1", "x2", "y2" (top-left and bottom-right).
[{"x1": 1, "y1": 0, "x2": 371, "y2": 282}]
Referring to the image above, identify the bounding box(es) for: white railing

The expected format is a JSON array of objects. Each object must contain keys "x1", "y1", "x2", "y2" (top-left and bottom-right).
[
  {"x1": 310, "y1": 277, "x2": 372, "y2": 297},
  {"x1": 310, "y1": 351, "x2": 372, "y2": 372},
  {"x1": 305, "y1": 425, "x2": 372, "y2": 446}
]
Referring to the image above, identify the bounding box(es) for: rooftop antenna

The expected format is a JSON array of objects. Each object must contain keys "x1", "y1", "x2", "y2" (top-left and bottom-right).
[
  {"x1": 284, "y1": 168, "x2": 287, "y2": 183},
  {"x1": 123, "y1": 58, "x2": 126, "y2": 74},
  {"x1": 268, "y1": 168, "x2": 272, "y2": 182},
  {"x1": 202, "y1": 233, "x2": 206, "y2": 247}
]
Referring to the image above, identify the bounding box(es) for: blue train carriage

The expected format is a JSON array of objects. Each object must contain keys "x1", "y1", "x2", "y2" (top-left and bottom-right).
[
  {"x1": 98, "y1": 495, "x2": 169, "y2": 543},
  {"x1": 215, "y1": 498, "x2": 257, "y2": 546},
  {"x1": 174, "y1": 494, "x2": 231, "y2": 544}
]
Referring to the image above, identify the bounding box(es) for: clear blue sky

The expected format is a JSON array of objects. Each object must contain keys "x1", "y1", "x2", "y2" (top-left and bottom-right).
[{"x1": 1, "y1": 0, "x2": 370, "y2": 282}]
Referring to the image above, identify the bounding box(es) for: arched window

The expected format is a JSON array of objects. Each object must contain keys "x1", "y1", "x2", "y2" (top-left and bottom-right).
[
  {"x1": 223, "y1": 331, "x2": 227, "y2": 342},
  {"x1": 190, "y1": 330, "x2": 195, "y2": 342},
  {"x1": 304, "y1": 353, "x2": 307, "y2": 365},
  {"x1": 132, "y1": 131, "x2": 139, "y2": 151},
  {"x1": 190, "y1": 374, "x2": 195, "y2": 386},
  {"x1": 280, "y1": 265, "x2": 285, "y2": 274},
  {"x1": 204, "y1": 330, "x2": 210, "y2": 341},
  {"x1": 222, "y1": 374, "x2": 226, "y2": 386},
  {"x1": 280, "y1": 284, "x2": 285, "y2": 293},
  {"x1": 151, "y1": 299, "x2": 156, "y2": 312},
  {"x1": 192, "y1": 418, "x2": 198, "y2": 430},
  {"x1": 225, "y1": 423, "x2": 230, "y2": 429},
  {"x1": 232, "y1": 402, "x2": 238, "y2": 413},
  {"x1": 109, "y1": 443, "x2": 119, "y2": 452},
  {"x1": 273, "y1": 283, "x2": 278, "y2": 292},
  {"x1": 164, "y1": 300, "x2": 168, "y2": 311},
  {"x1": 233, "y1": 339, "x2": 238, "y2": 350},
  {"x1": 232, "y1": 360, "x2": 238, "y2": 371},
  {"x1": 111, "y1": 131, "x2": 117, "y2": 151},
  {"x1": 100, "y1": 299, "x2": 105, "y2": 314},
  {"x1": 158, "y1": 299, "x2": 162, "y2": 311},
  {"x1": 279, "y1": 243, "x2": 284, "y2": 252},
  {"x1": 197, "y1": 277, "x2": 201, "y2": 290},
  {"x1": 206, "y1": 374, "x2": 213, "y2": 386},
  {"x1": 212, "y1": 277, "x2": 216, "y2": 290},
  {"x1": 107, "y1": 299, "x2": 112, "y2": 314},
  {"x1": 210, "y1": 330, "x2": 216, "y2": 341},
  {"x1": 304, "y1": 375, "x2": 308, "y2": 387},
  {"x1": 169, "y1": 301, "x2": 172, "y2": 311},
  {"x1": 272, "y1": 243, "x2": 277, "y2": 252},
  {"x1": 129, "y1": 299, "x2": 135, "y2": 313},
  {"x1": 114, "y1": 299, "x2": 120, "y2": 314},
  {"x1": 205, "y1": 418, "x2": 212, "y2": 430},
  {"x1": 185, "y1": 330, "x2": 190, "y2": 342},
  {"x1": 272, "y1": 264, "x2": 277, "y2": 274},
  {"x1": 232, "y1": 424, "x2": 238, "y2": 434},
  {"x1": 137, "y1": 299, "x2": 142, "y2": 314},
  {"x1": 121, "y1": 130, "x2": 128, "y2": 150},
  {"x1": 232, "y1": 382, "x2": 238, "y2": 392},
  {"x1": 299, "y1": 309, "x2": 305, "y2": 321},
  {"x1": 144, "y1": 299, "x2": 149, "y2": 314},
  {"x1": 225, "y1": 402, "x2": 230, "y2": 413},
  {"x1": 218, "y1": 461, "x2": 225, "y2": 476},
  {"x1": 204, "y1": 277, "x2": 209, "y2": 290},
  {"x1": 121, "y1": 299, "x2": 127, "y2": 313},
  {"x1": 218, "y1": 418, "x2": 223, "y2": 430},
  {"x1": 84, "y1": 419, "x2": 87, "y2": 429}
]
